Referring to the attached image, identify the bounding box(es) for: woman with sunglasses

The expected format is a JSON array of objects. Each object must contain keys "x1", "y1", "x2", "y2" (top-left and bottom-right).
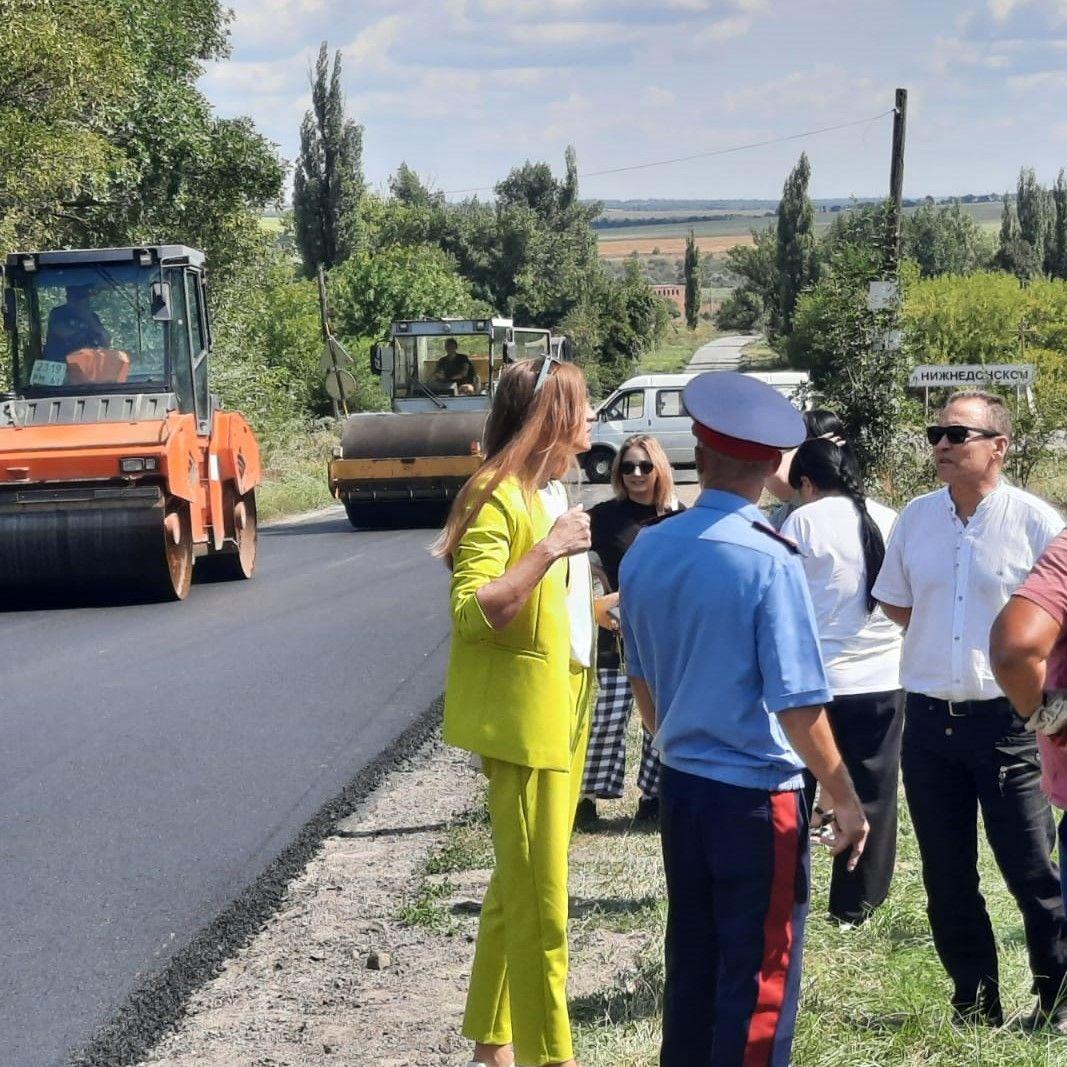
[
  {"x1": 779, "y1": 437, "x2": 903, "y2": 925},
  {"x1": 576, "y1": 434, "x2": 684, "y2": 827},
  {"x1": 434, "y1": 356, "x2": 596, "y2": 1067}
]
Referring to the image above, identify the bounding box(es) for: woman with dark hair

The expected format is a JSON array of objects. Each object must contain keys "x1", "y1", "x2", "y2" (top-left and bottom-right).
[
  {"x1": 575, "y1": 434, "x2": 683, "y2": 826},
  {"x1": 780, "y1": 437, "x2": 903, "y2": 925},
  {"x1": 766, "y1": 408, "x2": 848, "y2": 527},
  {"x1": 433, "y1": 357, "x2": 595, "y2": 1067}
]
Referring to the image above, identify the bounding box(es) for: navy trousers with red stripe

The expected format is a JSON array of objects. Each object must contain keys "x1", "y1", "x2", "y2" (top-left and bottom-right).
[{"x1": 659, "y1": 766, "x2": 809, "y2": 1067}]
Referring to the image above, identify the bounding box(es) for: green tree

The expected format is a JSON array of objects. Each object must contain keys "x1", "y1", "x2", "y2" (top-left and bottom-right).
[
  {"x1": 775, "y1": 152, "x2": 817, "y2": 335},
  {"x1": 902, "y1": 201, "x2": 992, "y2": 277},
  {"x1": 1, "y1": 0, "x2": 283, "y2": 275},
  {"x1": 293, "y1": 42, "x2": 366, "y2": 277},
  {"x1": 1016, "y1": 167, "x2": 1053, "y2": 269},
  {"x1": 788, "y1": 201, "x2": 906, "y2": 474},
  {"x1": 683, "y1": 230, "x2": 700, "y2": 328},
  {"x1": 714, "y1": 225, "x2": 778, "y2": 331},
  {"x1": 328, "y1": 244, "x2": 478, "y2": 343},
  {"x1": 994, "y1": 193, "x2": 1042, "y2": 281},
  {"x1": 1051, "y1": 170, "x2": 1067, "y2": 280}
]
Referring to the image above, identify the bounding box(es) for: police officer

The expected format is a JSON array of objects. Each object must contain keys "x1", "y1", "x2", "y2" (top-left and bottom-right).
[{"x1": 620, "y1": 372, "x2": 869, "y2": 1067}]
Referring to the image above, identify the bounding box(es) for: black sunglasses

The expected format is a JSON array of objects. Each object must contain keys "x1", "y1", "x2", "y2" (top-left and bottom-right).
[
  {"x1": 620, "y1": 460, "x2": 654, "y2": 475},
  {"x1": 926, "y1": 424, "x2": 1001, "y2": 446}
]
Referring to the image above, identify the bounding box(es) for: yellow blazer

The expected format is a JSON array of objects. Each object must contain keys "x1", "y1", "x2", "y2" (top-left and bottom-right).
[{"x1": 443, "y1": 475, "x2": 593, "y2": 771}]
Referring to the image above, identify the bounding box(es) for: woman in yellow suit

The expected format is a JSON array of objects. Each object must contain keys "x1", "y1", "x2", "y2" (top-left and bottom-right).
[{"x1": 434, "y1": 356, "x2": 596, "y2": 1067}]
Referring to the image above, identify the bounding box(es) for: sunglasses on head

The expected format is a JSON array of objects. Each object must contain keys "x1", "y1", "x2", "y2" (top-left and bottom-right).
[
  {"x1": 926, "y1": 424, "x2": 1001, "y2": 446},
  {"x1": 533, "y1": 354, "x2": 563, "y2": 393},
  {"x1": 620, "y1": 460, "x2": 654, "y2": 475}
]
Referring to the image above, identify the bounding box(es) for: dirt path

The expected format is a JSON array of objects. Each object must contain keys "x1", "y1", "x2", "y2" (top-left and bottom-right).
[{"x1": 135, "y1": 728, "x2": 665, "y2": 1067}]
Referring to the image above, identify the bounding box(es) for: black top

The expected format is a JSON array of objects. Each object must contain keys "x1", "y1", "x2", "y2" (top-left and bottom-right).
[
  {"x1": 588, "y1": 496, "x2": 686, "y2": 669},
  {"x1": 435, "y1": 351, "x2": 477, "y2": 386}
]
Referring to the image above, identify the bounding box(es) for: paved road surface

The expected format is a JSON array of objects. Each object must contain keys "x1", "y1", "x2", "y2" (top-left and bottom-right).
[
  {"x1": 0, "y1": 510, "x2": 452, "y2": 1067},
  {"x1": 686, "y1": 332, "x2": 759, "y2": 372}
]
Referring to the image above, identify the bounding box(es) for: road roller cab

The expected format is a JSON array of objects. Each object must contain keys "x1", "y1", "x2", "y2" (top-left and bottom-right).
[
  {"x1": 329, "y1": 318, "x2": 554, "y2": 528},
  {"x1": 0, "y1": 245, "x2": 262, "y2": 600}
]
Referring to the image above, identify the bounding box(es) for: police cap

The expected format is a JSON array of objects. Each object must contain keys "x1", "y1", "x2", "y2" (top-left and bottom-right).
[{"x1": 682, "y1": 371, "x2": 806, "y2": 462}]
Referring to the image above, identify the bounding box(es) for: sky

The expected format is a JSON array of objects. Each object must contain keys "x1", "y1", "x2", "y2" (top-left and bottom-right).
[{"x1": 199, "y1": 0, "x2": 1067, "y2": 203}]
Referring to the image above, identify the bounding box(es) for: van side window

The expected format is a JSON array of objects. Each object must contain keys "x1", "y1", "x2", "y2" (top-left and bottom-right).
[
  {"x1": 604, "y1": 390, "x2": 644, "y2": 421},
  {"x1": 656, "y1": 389, "x2": 684, "y2": 417}
]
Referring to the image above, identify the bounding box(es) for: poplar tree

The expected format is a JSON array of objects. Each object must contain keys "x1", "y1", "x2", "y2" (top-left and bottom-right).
[
  {"x1": 1016, "y1": 167, "x2": 1052, "y2": 270},
  {"x1": 293, "y1": 42, "x2": 365, "y2": 278},
  {"x1": 775, "y1": 152, "x2": 817, "y2": 335},
  {"x1": 683, "y1": 230, "x2": 700, "y2": 328},
  {"x1": 1050, "y1": 170, "x2": 1067, "y2": 280}
]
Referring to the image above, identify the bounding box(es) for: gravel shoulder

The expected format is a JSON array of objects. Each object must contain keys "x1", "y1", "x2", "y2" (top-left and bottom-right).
[{"x1": 133, "y1": 722, "x2": 666, "y2": 1067}]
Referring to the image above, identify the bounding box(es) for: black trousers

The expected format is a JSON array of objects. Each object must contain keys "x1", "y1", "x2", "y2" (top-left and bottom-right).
[
  {"x1": 805, "y1": 689, "x2": 903, "y2": 923},
  {"x1": 901, "y1": 693, "x2": 1067, "y2": 1006}
]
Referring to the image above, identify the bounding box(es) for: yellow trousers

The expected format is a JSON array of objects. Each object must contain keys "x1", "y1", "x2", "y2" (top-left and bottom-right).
[{"x1": 463, "y1": 667, "x2": 592, "y2": 1067}]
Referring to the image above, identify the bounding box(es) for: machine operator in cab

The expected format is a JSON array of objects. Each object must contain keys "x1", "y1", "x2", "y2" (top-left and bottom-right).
[
  {"x1": 43, "y1": 285, "x2": 110, "y2": 362},
  {"x1": 434, "y1": 338, "x2": 480, "y2": 395}
]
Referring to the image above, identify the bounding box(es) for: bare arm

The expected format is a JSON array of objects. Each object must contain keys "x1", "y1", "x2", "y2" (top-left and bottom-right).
[
  {"x1": 878, "y1": 601, "x2": 911, "y2": 629},
  {"x1": 990, "y1": 596, "x2": 1060, "y2": 718},
  {"x1": 778, "y1": 705, "x2": 869, "y2": 870},
  {"x1": 475, "y1": 506, "x2": 590, "y2": 631},
  {"x1": 630, "y1": 677, "x2": 656, "y2": 734}
]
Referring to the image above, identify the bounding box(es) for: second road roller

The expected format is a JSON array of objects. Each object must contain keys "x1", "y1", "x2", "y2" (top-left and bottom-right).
[
  {"x1": 328, "y1": 318, "x2": 569, "y2": 528},
  {"x1": 0, "y1": 244, "x2": 261, "y2": 601}
]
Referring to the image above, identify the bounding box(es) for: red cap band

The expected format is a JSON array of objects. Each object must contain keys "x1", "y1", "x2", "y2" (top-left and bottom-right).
[{"x1": 693, "y1": 421, "x2": 782, "y2": 462}]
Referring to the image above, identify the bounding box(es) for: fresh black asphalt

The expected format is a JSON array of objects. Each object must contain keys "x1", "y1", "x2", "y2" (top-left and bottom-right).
[{"x1": 0, "y1": 508, "x2": 451, "y2": 1067}]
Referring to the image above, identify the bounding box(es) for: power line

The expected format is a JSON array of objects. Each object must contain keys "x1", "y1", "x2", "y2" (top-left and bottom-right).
[{"x1": 441, "y1": 109, "x2": 895, "y2": 197}]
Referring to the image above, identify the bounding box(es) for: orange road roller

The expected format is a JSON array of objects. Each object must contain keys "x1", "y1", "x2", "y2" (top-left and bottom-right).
[{"x1": 0, "y1": 245, "x2": 261, "y2": 600}]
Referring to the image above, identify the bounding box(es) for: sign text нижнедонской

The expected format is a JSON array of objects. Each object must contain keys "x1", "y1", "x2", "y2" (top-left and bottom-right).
[{"x1": 908, "y1": 364, "x2": 1036, "y2": 388}]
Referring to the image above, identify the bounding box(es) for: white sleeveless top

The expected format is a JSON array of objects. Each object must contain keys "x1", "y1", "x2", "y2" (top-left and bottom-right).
[{"x1": 538, "y1": 481, "x2": 593, "y2": 668}]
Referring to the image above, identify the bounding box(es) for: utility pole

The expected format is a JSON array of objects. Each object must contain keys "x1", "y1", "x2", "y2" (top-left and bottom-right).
[{"x1": 888, "y1": 87, "x2": 908, "y2": 267}]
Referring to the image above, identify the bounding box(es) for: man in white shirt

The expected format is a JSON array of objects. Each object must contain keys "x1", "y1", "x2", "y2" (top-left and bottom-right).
[{"x1": 874, "y1": 390, "x2": 1067, "y2": 1032}]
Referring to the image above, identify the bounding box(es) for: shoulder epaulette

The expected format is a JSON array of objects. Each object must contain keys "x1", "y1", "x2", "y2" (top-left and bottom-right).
[{"x1": 751, "y1": 520, "x2": 800, "y2": 553}]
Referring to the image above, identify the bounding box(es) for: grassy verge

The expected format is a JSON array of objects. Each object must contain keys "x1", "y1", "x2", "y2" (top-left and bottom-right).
[
  {"x1": 566, "y1": 719, "x2": 1064, "y2": 1066},
  {"x1": 639, "y1": 319, "x2": 724, "y2": 374},
  {"x1": 256, "y1": 422, "x2": 337, "y2": 523}
]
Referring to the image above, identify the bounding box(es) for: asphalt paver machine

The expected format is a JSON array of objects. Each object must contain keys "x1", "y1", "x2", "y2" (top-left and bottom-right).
[
  {"x1": 328, "y1": 318, "x2": 558, "y2": 528},
  {"x1": 0, "y1": 245, "x2": 261, "y2": 600}
]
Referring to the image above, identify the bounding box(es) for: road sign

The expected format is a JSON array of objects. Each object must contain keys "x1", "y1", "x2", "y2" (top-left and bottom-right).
[
  {"x1": 324, "y1": 369, "x2": 357, "y2": 400},
  {"x1": 867, "y1": 280, "x2": 899, "y2": 311},
  {"x1": 908, "y1": 364, "x2": 1035, "y2": 388}
]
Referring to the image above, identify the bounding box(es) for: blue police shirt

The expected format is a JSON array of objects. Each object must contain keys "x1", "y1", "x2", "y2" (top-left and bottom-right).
[{"x1": 620, "y1": 489, "x2": 831, "y2": 792}]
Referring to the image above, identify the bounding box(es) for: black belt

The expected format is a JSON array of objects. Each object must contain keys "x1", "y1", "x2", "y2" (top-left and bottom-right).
[{"x1": 919, "y1": 695, "x2": 1011, "y2": 718}]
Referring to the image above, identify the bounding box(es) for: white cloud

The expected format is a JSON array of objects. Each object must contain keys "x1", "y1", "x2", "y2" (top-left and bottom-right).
[
  {"x1": 699, "y1": 15, "x2": 752, "y2": 40},
  {"x1": 641, "y1": 86, "x2": 677, "y2": 107},
  {"x1": 989, "y1": 0, "x2": 1027, "y2": 18},
  {"x1": 1007, "y1": 68, "x2": 1067, "y2": 88},
  {"x1": 340, "y1": 14, "x2": 407, "y2": 73},
  {"x1": 722, "y1": 66, "x2": 882, "y2": 114},
  {"x1": 227, "y1": 0, "x2": 328, "y2": 46}
]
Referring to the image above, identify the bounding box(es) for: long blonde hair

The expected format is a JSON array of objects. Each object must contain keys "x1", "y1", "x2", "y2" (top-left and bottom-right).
[
  {"x1": 432, "y1": 358, "x2": 589, "y2": 563},
  {"x1": 611, "y1": 434, "x2": 675, "y2": 512}
]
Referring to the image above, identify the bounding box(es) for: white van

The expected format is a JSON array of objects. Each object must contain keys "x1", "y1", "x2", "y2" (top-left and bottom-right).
[{"x1": 582, "y1": 370, "x2": 810, "y2": 482}]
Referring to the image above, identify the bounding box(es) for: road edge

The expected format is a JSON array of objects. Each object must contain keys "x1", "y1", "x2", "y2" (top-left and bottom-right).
[{"x1": 68, "y1": 694, "x2": 445, "y2": 1067}]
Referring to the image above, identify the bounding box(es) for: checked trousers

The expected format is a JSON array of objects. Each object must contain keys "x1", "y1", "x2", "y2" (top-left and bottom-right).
[{"x1": 581, "y1": 668, "x2": 660, "y2": 800}]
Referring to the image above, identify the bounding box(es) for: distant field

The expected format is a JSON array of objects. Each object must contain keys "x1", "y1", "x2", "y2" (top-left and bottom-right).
[
  {"x1": 600, "y1": 233, "x2": 755, "y2": 259},
  {"x1": 598, "y1": 199, "x2": 1005, "y2": 258},
  {"x1": 259, "y1": 216, "x2": 284, "y2": 234}
]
